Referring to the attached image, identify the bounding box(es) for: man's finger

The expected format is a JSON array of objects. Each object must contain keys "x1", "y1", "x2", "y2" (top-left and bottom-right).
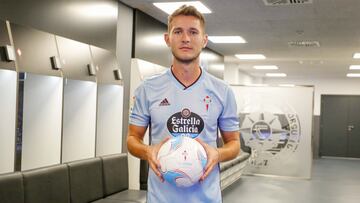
[
  {"x1": 155, "y1": 166, "x2": 164, "y2": 182},
  {"x1": 200, "y1": 164, "x2": 214, "y2": 181},
  {"x1": 155, "y1": 158, "x2": 162, "y2": 169},
  {"x1": 150, "y1": 162, "x2": 161, "y2": 176},
  {"x1": 204, "y1": 159, "x2": 211, "y2": 172}
]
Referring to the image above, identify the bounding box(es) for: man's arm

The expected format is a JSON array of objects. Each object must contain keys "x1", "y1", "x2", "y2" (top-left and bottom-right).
[
  {"x1": 218, "y1": 130, "x2": 240, "y2": 162},
  {"x1": 127, "y1": 124, "x2": 168, "y2": 182},
  {"x1": 127, "y1": 124, "x2": 149, "y2": 160},
  {"x1": 198, "y1": 130, "x2": 240, "y2": 181}
]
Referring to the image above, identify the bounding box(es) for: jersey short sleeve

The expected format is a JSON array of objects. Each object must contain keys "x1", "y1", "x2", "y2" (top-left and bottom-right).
[
  {"x1": 218, "y1": 87, "x2": 239, "y2": 132},
  {"x1": 129, "y1": 84, "x2": 150, "y2": 127}
]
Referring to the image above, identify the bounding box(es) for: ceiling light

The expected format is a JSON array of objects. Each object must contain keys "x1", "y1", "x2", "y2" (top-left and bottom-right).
[
  {"x1": 279, "y1": 84, "x2": 295, "y2": 87},
  {"x1": 69, "y1": 3, "x2": 117, "y2": 18},
  {"x1": 349, "y1": 65, "x2": 360, "y2": 70},
  {"x1": 347, "y1": 73, "x2": 360, "y2": 77},
  {"x1": 153, "y1": 1, "x2": 211, "y2": 14},
  {"x1": 244, "y1": 84, "x2": 269, "y2": 87},
  {"x1": 266, "y1": 73, "x2": 287, "y2": 77},
  {"x1": 353, "y1": 53, "x2": 360, "y2": 59},
  {"x1": 235, "y1": 54, "x2": 266, "y2": 60},
  {"x1": 253, "y1": 65, "x2": 278, "y2": 70},
  {"x1": 208, "y1": 36, "x2": 246, "y2": 43}
]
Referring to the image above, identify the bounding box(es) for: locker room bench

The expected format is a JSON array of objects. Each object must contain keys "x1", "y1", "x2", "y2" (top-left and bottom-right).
[
  {"x1": 0, "y1": 153, "x2": 146, "y2": 203},
  {"x1": 219, "y1": 151, "x2": 250, "y2": 190},
  {"x1": 219, "y1": 135, "x2": 251, "y2": 190}
]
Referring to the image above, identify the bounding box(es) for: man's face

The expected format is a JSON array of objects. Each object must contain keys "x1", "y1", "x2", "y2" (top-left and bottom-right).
[{"x1": 165, "y1": 15, "x2": 208, "y2": 64}]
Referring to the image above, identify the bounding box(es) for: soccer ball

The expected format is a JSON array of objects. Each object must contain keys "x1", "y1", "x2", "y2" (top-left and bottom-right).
[{"x1": 157, "y1": 136, "x2": 207, "y2": 187}]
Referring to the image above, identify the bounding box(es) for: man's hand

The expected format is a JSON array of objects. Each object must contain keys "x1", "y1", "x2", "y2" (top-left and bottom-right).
[
  {"x1": 196, "y1": 138, "x2": 220, "y2": 181},
  {"x1": 146, "y1": 137, "x2": 170, "y2": 182}
]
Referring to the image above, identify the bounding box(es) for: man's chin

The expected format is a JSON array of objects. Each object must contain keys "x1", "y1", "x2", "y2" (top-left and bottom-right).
[{"x1": 173, "y1": 54, "x2": 199, "y2": 64}]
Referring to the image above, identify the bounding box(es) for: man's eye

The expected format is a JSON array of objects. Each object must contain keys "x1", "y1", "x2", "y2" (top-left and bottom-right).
[
  {"x1": 174, "y1": 30, "x2": 181, "y2": 34},
  {"x1": 190, "y1": 31, "x2": 198, "y2": 35}
]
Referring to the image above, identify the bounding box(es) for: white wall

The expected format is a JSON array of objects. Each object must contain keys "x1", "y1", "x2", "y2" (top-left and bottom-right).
[
  {"x1": 96, "y1": 84, "x2": 124, "y2": 156},
  {"x1": 264, "y1": 77, "x2": 360, "y2": 115},
  {"x1": 22, "y1": 73, "x2": 63, "y2": 170},
  {"x1": 0, "y1": 69, "x2": 17, "y2": 173},
  {"x1": 62, "y1": 79, "x2": 97, "y2": 163},
  {"x1": 224, "y1": 62, "x2": 263, "y2": 85},
  {"x1": 224, "y1": 62, "x2": 239, "y2": 84}
]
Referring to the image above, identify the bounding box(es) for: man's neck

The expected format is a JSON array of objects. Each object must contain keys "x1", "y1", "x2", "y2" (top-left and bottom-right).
[{"x1": 171, "y1": 60, "x2": 201, "y2": 87}]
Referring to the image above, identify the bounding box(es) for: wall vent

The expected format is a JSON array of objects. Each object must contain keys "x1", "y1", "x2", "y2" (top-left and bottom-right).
[
  {"x1": 288, "y1": 40, "x2": 320, "y2": 47},
  {"x1": 263, "y1": 0, "x2": 313, "y2": 6}
]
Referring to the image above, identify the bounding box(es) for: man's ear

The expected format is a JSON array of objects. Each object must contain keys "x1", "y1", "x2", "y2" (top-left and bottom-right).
[
  {"x1": 203, "y1": 34, "x2": 208, "y2": 48},
  {"x1": 164, "y1": 33, "x2": 170, "y2": 47}
]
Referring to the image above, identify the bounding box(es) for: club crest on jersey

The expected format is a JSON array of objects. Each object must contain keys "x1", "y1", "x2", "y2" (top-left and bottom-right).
[
  {"x1": 159, "y1": 98, "x2": 170, "y2": 106},
  {"x1": 203, "y1": 95, "x2": 212, "y2": 111},
  {"x1": 167, "y1": 108, "x2": 204, "y2": 138}
]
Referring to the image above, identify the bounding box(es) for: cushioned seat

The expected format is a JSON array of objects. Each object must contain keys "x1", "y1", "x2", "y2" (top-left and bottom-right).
[
  {"x1": 92, "y1": 198, "x2": 137, "y2": 203},
  {"x1": 220, "y1": 160, "x2": 234, "y2": 172},
  {"x1": 220, "y1": 152, "x2": 250, "y2": 172},
  {"x1": 0, "y1": 172, "x2": 24, "y2": 203},
  {"x1": 22, "y1": 164, "x2": 70, "y2": 203},
  {"x1": 220, "y1": 151, "x2": 251, "y2": 190},
  {"x1": 1, "y1": 153, "x2": 146, "y2": 203},
  {"x1": 101, "y1": 154, "x2": 146, "y2": 203},
  {"x1": 67, "y1": 158, "x2": 104, "y2": 203},
  {"x1": 106, "y1": 190, "x2": 147, "y2": 203},
  {"x1": 101, "y1": 154, "x2": 128, "y2": 196},
  {"x1": 233, "y1": 152, "x2": 250, "y2": 164}
]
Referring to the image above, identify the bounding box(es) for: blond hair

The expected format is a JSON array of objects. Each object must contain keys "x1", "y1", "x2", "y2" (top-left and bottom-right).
[{"x1": 167, "y1": 5, "x2": 206, "y2": 33}]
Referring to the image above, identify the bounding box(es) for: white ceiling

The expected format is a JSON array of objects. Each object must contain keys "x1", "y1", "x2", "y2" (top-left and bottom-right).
[{"x1": 119, "y1": 0, "x2": 360, "y2": 80}]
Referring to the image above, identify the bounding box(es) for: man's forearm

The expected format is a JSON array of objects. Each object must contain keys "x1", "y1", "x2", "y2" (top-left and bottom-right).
[
  {"x1": 127, "y1": 135, "x2": 149, "y2": 160},
  {"x1": 217, "y1": 139, "x2": 240, "y2": 162}
]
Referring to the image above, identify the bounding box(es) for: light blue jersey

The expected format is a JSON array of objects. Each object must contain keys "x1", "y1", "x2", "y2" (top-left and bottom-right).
[{"x1": 130, "y1": 67, "x2": 239, "y2": 203}]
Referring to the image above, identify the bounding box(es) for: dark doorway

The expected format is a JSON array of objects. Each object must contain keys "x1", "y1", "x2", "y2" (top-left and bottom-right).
[{"x1": 320, "y1": 95, "x2": 360, "y2": 158}]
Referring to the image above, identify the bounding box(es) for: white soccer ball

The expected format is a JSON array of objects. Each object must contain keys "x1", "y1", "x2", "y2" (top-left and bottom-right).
[{"x1": 157, "y1": 136, "x2": 207, "y2": 187}]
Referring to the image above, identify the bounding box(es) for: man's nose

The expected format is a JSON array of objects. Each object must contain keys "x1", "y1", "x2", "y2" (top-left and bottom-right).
[{"x1": 181, "y1": 32, "x2": 190, "y2": 43}]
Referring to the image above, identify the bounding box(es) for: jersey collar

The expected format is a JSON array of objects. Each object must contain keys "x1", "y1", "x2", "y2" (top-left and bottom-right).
[{"x1": 169, "y1": 66, "x2": 205, "y2": 90}]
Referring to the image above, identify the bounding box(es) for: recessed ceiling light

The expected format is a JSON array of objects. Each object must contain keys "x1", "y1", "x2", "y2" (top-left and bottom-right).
[
  {"x1": 235, "y1": 54, "x2": 266, "y2": 60},
  {"x1": 70, "y1": 3, "x2": 118, "y2": 18},
  {"x1": 208, "y1": 36, "x2": 246, "y2": 43},
  {"x1": 253, "y1": 65, "x2": 278, "y2": 70},
  {"x1": 349, "y1": 65, "x2": 360, "y2": 70},
  {"x1": 279, "y1": 84, "x2": 295, "y2": 87},
  {"x1": 353, "y1": 53, "x2": 360, "y2": 59},
  {"x1": 347, "y1": 73, "x2": 360, "y2": 77},
  {"x1": 153, "y1": 1, "x2": 211, "y2": 14},
  {"x1": 244, "y1": 84, "x2": 269, "y2": 87},
  {"x1": 266, "y1": 73, "x2": 287, "y2": 77}
]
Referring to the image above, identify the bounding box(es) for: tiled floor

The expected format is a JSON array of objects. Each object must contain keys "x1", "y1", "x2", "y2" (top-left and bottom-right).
[{"x1": 222, "y1": 158, "x2": 360, "y2": 203}]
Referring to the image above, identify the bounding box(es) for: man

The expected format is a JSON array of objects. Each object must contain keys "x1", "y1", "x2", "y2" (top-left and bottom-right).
[{"x1": 127, "y1": 5, "x2": 240, "y2": 203}]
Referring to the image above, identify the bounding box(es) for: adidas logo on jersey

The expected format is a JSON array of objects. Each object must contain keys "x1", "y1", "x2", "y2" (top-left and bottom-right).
[{"x1": 159, "y1": 98, "x2": 170, "y2": 106}]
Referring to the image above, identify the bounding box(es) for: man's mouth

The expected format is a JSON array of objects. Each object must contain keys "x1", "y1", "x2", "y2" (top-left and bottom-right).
[{"x1": 180, "y1": 47, "x2": 192, "y2": 51}]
